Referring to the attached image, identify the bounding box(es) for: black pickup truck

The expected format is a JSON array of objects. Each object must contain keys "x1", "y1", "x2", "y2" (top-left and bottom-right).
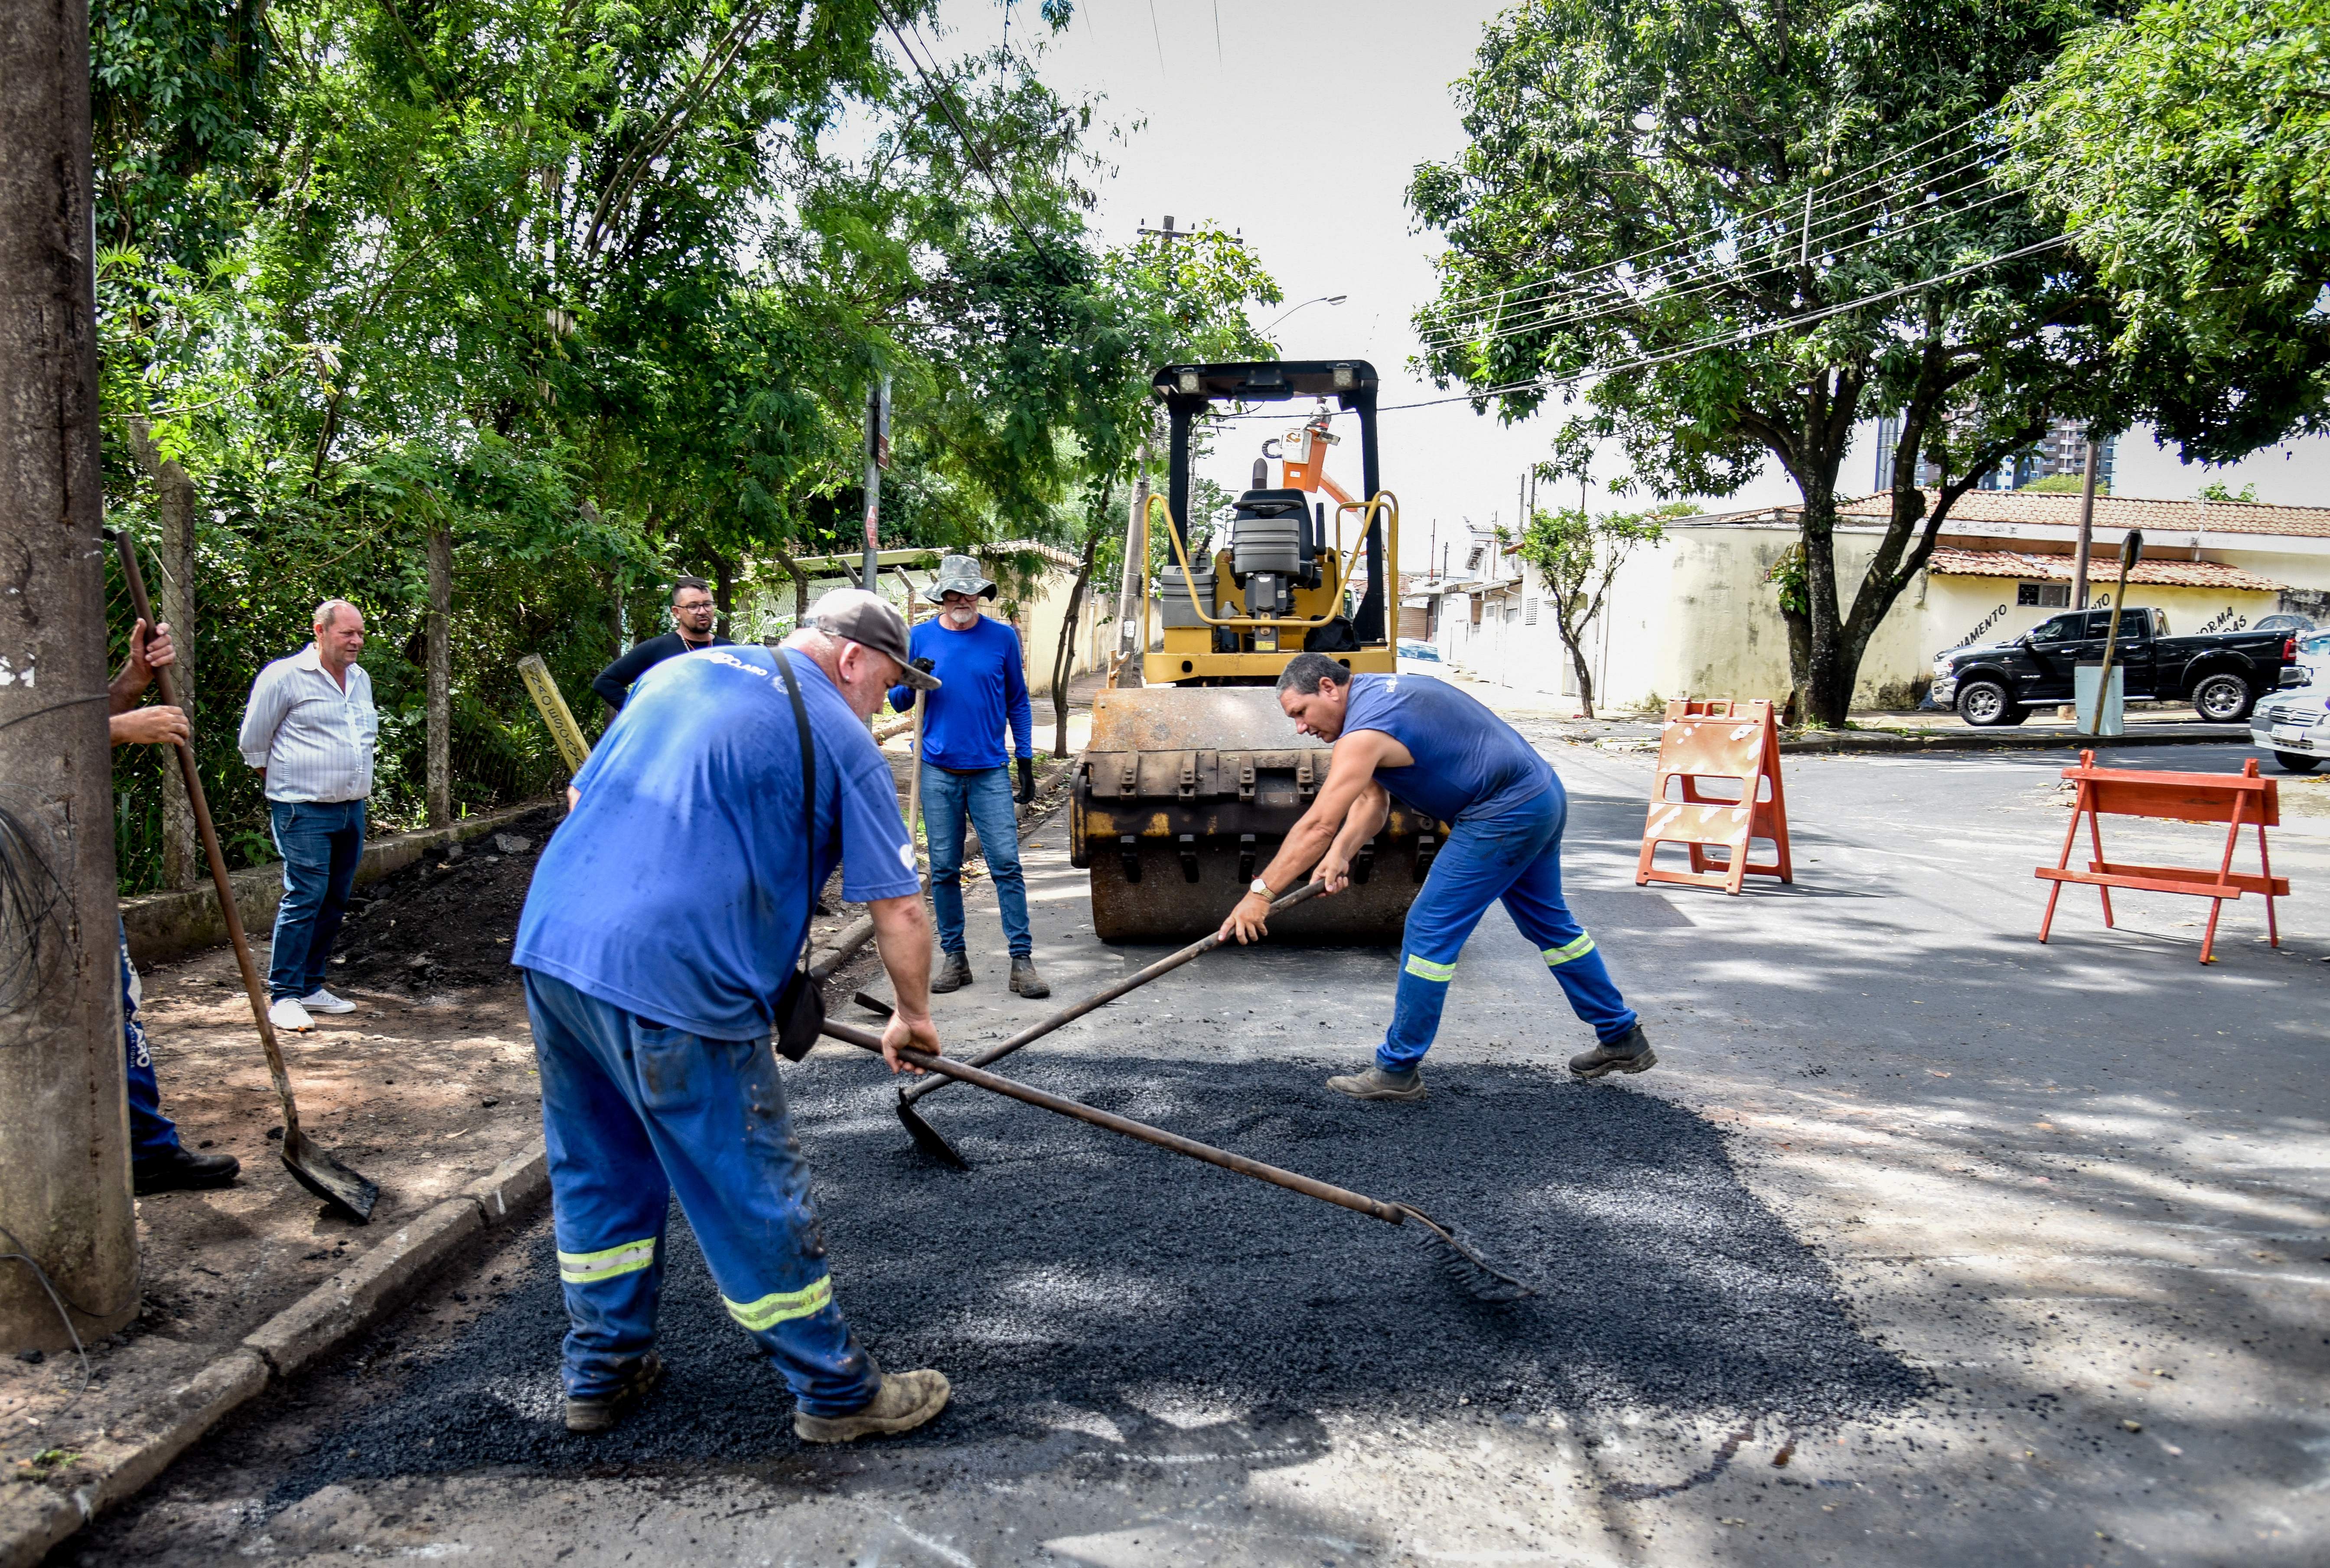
[{"x1": 1929, "y1": 607, "x2": 2300, "y2": 726}]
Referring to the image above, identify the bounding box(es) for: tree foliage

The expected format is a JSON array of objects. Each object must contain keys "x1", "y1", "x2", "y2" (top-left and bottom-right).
[{"x1": 1514, "y1": 496, "x2": 1679, "y2": 718}]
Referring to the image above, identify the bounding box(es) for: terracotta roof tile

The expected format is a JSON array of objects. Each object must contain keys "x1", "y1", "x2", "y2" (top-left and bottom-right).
[
  {"x1": 1840, "y1": 489, "x2": 2330, "y2": 540},
  {"x1": 1926, "y1": 547, "x2": 2285, "y2": 591}
]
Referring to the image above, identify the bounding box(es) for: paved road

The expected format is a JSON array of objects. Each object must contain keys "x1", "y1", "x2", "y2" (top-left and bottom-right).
[{"x1": 69, "y1": 740, "x2": 2330, "y2": 1566}]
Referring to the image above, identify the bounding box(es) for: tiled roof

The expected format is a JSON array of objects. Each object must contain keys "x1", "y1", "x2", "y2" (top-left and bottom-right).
[
  {"x1": 1839, "y1": 489, "x2": 2330, "y2": 540},
  {"x1": 1927, "y1": 547, "x2": 2285, "y2": 591}
]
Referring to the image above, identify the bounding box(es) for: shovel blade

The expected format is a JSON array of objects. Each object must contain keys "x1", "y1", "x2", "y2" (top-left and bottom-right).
[
  {"x1": 896, "y1": 1094, "x2": 969, "y2": 1170},
  {"x1": 280, "y1": 1130, "x2": 380, "y2": 1223}
]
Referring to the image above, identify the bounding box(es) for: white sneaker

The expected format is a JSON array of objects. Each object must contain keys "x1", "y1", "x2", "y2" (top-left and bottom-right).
[
  {"x1": 299, "y1": 988, "x2": 356, "y2": 1015},
  {"x1": 268, "y1": 996, "x2": 315, "y2": 1032}
]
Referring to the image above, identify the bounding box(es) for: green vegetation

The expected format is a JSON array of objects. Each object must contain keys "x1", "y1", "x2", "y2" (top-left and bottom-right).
[{"x1": 1515, "y1": 500, "x2": 1685, "y2": 718}]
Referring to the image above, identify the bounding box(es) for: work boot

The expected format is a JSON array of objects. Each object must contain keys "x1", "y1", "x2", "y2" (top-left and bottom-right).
[
  {"x1": 931, "y1": 951, "x2": 972, "y2": 993},
  {"x1": 1325, "y1": 1063, "x2": 1427, "y2": 1102},
  {"x1": 564, "y1": 1351, "x2": 665, "y2": 1435},
  {"x1": 1569, "y1": 1024, "x2": 1657, "y2": 1079},
  {"x1": 1008, "y1": 955, "x2": 1049, "y2": 998},
  {"x1": 132, "y1": 1146, "x2": 241, "y2": 1195},
  {"x1": 793, "y1": 1368, "x2": 951, "y2": 1444}
]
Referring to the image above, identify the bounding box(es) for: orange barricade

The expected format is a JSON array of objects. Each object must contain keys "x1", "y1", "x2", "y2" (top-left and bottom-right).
[
  {"x1": 1635, "y1": 698, "x2": 1794, "y2": 895},
  {"x1": 2036, "y1": 751, "x2": 2288, "y2": 965}
]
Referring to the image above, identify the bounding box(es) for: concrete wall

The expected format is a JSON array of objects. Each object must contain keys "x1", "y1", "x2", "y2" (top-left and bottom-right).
[{"x1": 121, "y1": 800, "x2": 550, "y2": 968}]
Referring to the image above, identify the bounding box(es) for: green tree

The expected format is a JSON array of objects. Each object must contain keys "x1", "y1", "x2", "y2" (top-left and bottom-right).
[
  {"x1": 2008, "y1": 0, "x2": 2330, "y2": 460},
  {"x1": 1409, "y1": 0, "x2": 2131, "y2": 725},
  {"x1": 1515, "y1": 499, "x2": 1677, "y2": 718}
]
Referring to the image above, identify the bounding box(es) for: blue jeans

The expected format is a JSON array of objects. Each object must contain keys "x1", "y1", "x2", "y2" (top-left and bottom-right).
[
  {"x1": 522, "y1": 970, "x2": 883, "y2": 1414},
  {"x1": 267, "y1": 799, "x2": 365, "y2": 1000},
  {"x1": 1378, "y1": 779, "x2": 1637, "y2": 1072},
  {"x1": 119, "y1": 920, "x2": 180, "y2": 1161},
  {"x1": 921, "y1": 763, "x2": 1030, "y2": 958}
]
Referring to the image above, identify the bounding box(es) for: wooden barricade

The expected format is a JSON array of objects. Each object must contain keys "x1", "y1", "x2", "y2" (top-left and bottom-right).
[
  {"x1": 1635, "y1": 698, "x2": 1793, "y2": 895},
  {"x1": 2036, "y1": 751, "x2": 2288, "y2": 965}
]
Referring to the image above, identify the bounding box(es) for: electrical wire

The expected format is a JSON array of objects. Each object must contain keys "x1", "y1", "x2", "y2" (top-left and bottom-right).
[
  {"x1": 1419, "y1": 109, "x2": 1999, "y2": 321},
  {"x1": 1417, "y1": 147, "x2": 2011, "y2": 348},
  {"x1": 0, "y1": 1222, "x2": 113, "y2": 1404},
  {"x1": 1423, "y1": 186, "x2": 2029, "y2": 354}
]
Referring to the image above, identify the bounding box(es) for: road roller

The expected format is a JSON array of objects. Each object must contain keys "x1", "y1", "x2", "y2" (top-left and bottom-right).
[{"x1": 1069, "y1": 359, "x2": 1441, "y2": 944}]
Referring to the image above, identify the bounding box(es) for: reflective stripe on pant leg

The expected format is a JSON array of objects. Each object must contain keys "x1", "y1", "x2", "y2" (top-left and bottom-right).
[
  {"x1": 723, "y1": 1275, "x2": 834, "y2": 1331},
  {"x1": 559, "y1": 1236, "x2": 657, "y2": 1284},
  {"x1": 1376, "y1": 816, "x2": 1547, "y2": 1072},
  {"x1": 523, "y1": 970, "x2": 674, "y2": 1399},
  {"x1": 1498, "y1": 824, "x2": 1638, "y2": 1044}
]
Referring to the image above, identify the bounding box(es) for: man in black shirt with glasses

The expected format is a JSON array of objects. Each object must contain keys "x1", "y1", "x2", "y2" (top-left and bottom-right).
[{"x1": 591, "y1": 577, "x2": 732, "y2": 713}]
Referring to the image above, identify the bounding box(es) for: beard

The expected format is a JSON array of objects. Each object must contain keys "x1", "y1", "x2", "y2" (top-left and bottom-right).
[{"x1": 943, "y1": 606, "x2": 980, "y2": 628}]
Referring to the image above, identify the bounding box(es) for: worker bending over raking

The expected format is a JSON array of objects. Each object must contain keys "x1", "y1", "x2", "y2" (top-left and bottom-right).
[
  {"x1": 514, "y1": 589, "x2": 952, "y2": 1443},
  {"x1": 1219, "y1": 652, "x2": 1652, "y2": 1101}
]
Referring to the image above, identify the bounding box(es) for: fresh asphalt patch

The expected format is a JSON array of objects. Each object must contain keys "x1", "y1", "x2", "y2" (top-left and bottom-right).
[{"x1": 262, "y1": 1056, "x2": 1924, "y2": 1506}]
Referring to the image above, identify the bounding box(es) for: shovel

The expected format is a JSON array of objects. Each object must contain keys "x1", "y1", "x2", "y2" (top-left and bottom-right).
[
  {"x1": 854, "y1": 881, "x2": 1324, "y2": 1168},
  {"x1": 107, "y1": 531, "x2": 378, "y2": 1223}
]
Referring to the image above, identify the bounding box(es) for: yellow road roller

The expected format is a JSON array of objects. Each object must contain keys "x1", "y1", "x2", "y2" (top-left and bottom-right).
[{"x1": 1069, "y1": 360, "x2": 1441, "y2": 943}]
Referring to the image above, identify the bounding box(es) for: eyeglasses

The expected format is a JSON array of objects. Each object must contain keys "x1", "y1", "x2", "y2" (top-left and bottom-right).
[{"x1": 674, "y1": 600, "x2": 714, "y2": 612}]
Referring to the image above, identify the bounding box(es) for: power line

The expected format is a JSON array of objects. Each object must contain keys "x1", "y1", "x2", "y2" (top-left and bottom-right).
[
  {"x1": 1421, "y1": 186, "x2": 2029, "y2": 355},
  {"x1": 873, "y1": 0, "x2": 1074, "y2": 283},
  {"x1": 1382, "y1": 234, "x2": 2073, "y2": 413},
  {"x1": 1420, "y1": 112, "x2": 2001, "y2": 322},
  {"x1": 1417, "y1": 150, "x2": 2007, "y2": 349}
]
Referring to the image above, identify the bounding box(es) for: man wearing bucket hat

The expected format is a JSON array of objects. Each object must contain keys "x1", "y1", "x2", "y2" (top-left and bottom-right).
[{"x1": 886, "y1": 554, "x2": 1046, "y2": 999}]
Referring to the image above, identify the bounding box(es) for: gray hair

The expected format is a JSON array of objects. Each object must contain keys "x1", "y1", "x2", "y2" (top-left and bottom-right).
[
  {"x1": 1275, "y1": 652, "x2": 1349, "y2": 696},
  {"x1": 313, "y1": 599, "x2": 358, "y2": 631}
]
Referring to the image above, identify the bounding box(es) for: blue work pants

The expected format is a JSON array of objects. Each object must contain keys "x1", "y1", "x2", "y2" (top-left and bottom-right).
[
  {"x1": 521, "y1": 969, "x2": 882, "y2": 1415},
  {"x1": 267, "y1": 799, "x2": 364, "y2": 999},
  {"x1": 119, "y1": 921, "x2": 180, "y2": 1161},
  {"x1": 921, "y1": 763, "x2": 1030, "y2": 958},
  {"x1": 1378, "y1": 782, "x2": 1636, "y2": 1072}
]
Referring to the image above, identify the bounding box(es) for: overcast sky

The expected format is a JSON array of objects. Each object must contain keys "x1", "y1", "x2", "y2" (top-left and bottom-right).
[{"x1": 929, "y1": 0, "x2": 2330, "y2": 564}]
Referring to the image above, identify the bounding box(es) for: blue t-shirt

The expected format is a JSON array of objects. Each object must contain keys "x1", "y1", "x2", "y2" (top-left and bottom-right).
[
  {"x1": 1339, "y1": 672, "x2": 1554, "y2": 825},
  {"x1": 886, "y1": 614, "x2": 1034, "y2": 769},
  {"x1": 514, "y1": 646, "x2": 920, "y2": 1039}
]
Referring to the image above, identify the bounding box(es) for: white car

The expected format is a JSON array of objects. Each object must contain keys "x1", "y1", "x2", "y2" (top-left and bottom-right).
[
  {"x1": 1396, "y1": 639, "x2": 1448, "y2": 679},
  {"x1": 2252, "y1": 683, "x2": 2329, "y2": 773}
]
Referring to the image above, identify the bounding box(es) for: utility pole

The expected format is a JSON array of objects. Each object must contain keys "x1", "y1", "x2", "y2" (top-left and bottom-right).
[
  {"x1": 1111, "y1": 426, "x2": 1154, "y2": 685},
  {"x1": 0, "y1": 0, "x2": 141, "y2": 1348},
  {"x1": 862, "y1": 375, "x2": 891, "y2": 596},
  {"x1": 2072, "y1": 436, "x2": 2100, "y2": 610}
]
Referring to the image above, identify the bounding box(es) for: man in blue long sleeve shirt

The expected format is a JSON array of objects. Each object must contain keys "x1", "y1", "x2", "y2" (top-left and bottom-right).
[{"x1": 887, "y1": 555, "x2": 1048, "y2": 998}]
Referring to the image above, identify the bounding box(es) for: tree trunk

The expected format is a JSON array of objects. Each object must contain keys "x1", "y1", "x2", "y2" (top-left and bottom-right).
[
  {"x1": 123, "y1": 417, "x2": 200, "y2": 887},
  {"x1": 1051, "y1": 525, "x2": 1100, "y2": 756},
  {"x1": 1795, "y1": 480, "x2": 1852, "y2": 726},
  {"x1": 1567, "y1": 636, "x2": 1597, "y2": 720},
  {"x1": 710, "y1": 549, "x2": 735, "y2": 640},
  {"x1": 769, "y1": 542, "x2": 810, "y2": 628},
  {"x1": 426, "y1": 527, "x2": 452, "y2": 827},
  {"x1": 0, "y1": 0, "x2": 141, "y2": 1346}
]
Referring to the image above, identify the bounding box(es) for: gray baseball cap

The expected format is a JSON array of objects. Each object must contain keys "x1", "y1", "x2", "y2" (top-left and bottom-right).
[{"x1": 808, "y1": 588, "x2": 941, "y2": 690}]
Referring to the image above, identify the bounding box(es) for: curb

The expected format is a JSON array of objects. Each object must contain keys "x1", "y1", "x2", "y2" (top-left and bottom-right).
[
  {"x1": 1774, "y1": 726, "x2": 2245, "y2": 756},
  {"x1": 0, "y1": 1144, "x2": 549, "y2": 1568}
]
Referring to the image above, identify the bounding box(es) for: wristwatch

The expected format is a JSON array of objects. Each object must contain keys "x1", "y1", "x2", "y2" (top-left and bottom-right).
[{"x1": 1249, "y1": 877, "x2": 1272, "y2": 899}]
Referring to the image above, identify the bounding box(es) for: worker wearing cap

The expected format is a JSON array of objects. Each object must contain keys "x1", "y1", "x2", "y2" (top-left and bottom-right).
[
  {"x1": 886, "y1": 554, "x2": 1046, "y2": 1000},
  {"x1": 1218, "y1": 653, "x2": 1651, "y2": 1100},
  {"x1": 513, "y1": 589, "x2": 953, "y2": 1443}
]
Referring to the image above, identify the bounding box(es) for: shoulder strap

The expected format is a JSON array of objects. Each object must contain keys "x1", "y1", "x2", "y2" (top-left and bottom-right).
[{"x1": 773, "y1": 650, "x2": 818, "y2": 974}]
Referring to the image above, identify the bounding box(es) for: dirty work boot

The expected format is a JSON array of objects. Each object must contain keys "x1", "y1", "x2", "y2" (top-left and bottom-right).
[
  {"x1": 930, "y1": 951, "x2": 972, "y2": 993},
  {"x1": 1569, "y1": 1024, "x2": 1657, "y2": 1079},
  {"x1": 1325, "y1": 1063, "x2": 1427, "y2": 1102},
  {"x1": 1008, "y1": 955, "x2": 1049, "y2": 998},
  {"x1": 564, "y1": 1351, "x2": 665, "y2": 1434},
  {"x1": 133, "y1": 1146, "x2": 241, "y2": 1195},
  {"x1": 793, "y1": 1368, "x2": 952, "y2": 1444}
]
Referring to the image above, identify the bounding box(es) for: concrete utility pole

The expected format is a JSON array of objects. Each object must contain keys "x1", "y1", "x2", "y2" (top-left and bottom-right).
[
  {"x1": 1110, "y1": 427, "x2": 1154, "y2": 685},
  {"x1": 0, "y1": 0, "x2": 141, "y2": 1348},
  {"x1": 2072, "y1": 437, "x2": 2100, "y2": 610},
  {"x1": 425, "y1": 528, "x2": 452, "y2": 827}
]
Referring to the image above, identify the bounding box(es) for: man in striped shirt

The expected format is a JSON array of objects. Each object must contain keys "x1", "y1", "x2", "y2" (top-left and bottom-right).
[{"x1": 238, "y1": 600, "x2": 378, "y2": 1033}]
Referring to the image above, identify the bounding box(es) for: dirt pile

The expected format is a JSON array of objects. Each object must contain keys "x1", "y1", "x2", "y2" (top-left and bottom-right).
[{"x1": 332, "y1": 806, "x2": 563, "y2": 993}]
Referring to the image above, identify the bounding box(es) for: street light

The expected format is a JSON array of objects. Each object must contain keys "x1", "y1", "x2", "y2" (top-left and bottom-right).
[{"x1": 1262, "y1": 293, "x2": 1348, "y2": 333}]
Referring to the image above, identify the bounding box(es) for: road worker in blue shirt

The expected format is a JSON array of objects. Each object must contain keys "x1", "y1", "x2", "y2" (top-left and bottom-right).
[
  {"x1": 1219, "y1": 652, "x2": 1653, "y2": 1101},
  {"x1": 514, "y1": 589, "x2": 952, "y2": 1442}
]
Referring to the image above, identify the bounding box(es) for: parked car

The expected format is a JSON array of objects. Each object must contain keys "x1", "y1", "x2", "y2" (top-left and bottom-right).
[
  {"x1": 1396, "y1": 639, "x2": 1447, "y2": 678},
  {"x1": 2252, "y1": 685, "x2": 2329, "y2": 772},
  {"x1": 2293, "y1": 627, "x2": 2330, "y2": 689},
  {"x1": 2255, "y1": 612, "x2": 2316, "y2": 635},
  {"x1": 1928, "y1": 606, "x2": 2300, "y2": 727}
]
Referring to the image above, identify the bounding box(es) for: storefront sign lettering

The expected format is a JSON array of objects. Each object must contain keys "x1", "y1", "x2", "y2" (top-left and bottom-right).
[{"x1": 1934, "y1": 603, "x2": 2012, "y2": 663}]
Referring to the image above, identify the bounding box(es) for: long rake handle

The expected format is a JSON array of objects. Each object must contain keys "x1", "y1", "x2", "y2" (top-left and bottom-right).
[
  {"x1": 106, "y1": 531, "x2": 310, "y2": 1151},
  {"x1": 821, "y1": 1017, "x2": 1407, "y2": 1226},
  {"x1": 900, "y1": 880, "x2": 1326, "y2": 1108}
]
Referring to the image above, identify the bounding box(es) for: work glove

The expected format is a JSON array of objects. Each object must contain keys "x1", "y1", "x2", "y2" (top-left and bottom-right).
[{"x1": 1016, "y1": 756, "x2": 1036, "y2": 805}]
